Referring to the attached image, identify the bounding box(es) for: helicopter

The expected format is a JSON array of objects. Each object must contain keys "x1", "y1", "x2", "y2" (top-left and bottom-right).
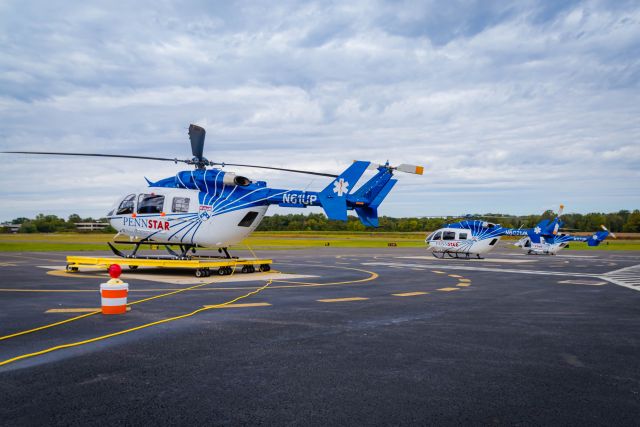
[
  {"x1": 3, "y1": 124, "x2": 423, "y2": 259},
  {"x1": 508, "y1": 206, "x2": 614, "y2": 255},
  {"x1": 425, "y1": 206, "x2": 614, "y2": 259}
]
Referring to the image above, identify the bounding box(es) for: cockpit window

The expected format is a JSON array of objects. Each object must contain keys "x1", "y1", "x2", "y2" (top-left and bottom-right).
[
  {"x1": 137, "y1": 194, "x2": 165, "y2": 214},
  {"x1": 442, "y1": 231, "x2": 456, "y2": 240},
  {"x1": 458, "y1": 232, "x2": 468, "y2": 240},
  {"x1": 432, "y1": 231, "x2": 442, "y2": 241},
  {"x1": 116, "y1": 194, "x2": 136, "y2": 215}
]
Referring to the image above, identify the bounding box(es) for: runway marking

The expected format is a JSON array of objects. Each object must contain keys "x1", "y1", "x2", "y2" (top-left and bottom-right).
[
  {"x1": 317, "y1": 297, "x2": 369, "y2": 303},
  {"x1": 458, "y1": 279, "x2": 471, "y2": 282},
  {"x1": 0, "y1": 262, "x2": 18, "y2": 267},
  {"x1": 46, "y1": 307, "x2": 132, "y2": 313},
  {"x1": 448, "y1": 274, "x2": 463, "y2": 278},
  {"x1": 0, "y1": 282, "x2": 272, "y2": 368},
  {"x1": 602, "y1": 264, "x2": 640, "y2": 291},
  {"x1": 432, "y1": 270, "x2": 446, "y2": 274},
  {"x1": 437, "y1": 288, "x2": 459, "y2": 292},
  {"x1": 557, "y1": 280, "x2": 606, "y2": 286},
  {"x1": 392, "y1": 292, "x2": 428, "y2": 297},
  {"x1": 203, "y1": 302, "x2": 271, "y2": 308},
  {"x1": 398, "y1": 256, "x2": 536, "y2": 264},
  {"x1": 456, "y1": 283, "x2": 471, "y2": 287}
]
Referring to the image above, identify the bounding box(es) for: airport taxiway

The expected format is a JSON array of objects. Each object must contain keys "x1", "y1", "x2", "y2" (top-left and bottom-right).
[{"x1": 1, "y1": 247, "x2": 640, "y2": 425}]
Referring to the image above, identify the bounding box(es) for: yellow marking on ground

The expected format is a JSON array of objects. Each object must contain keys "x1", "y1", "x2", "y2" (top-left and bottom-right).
[
  {"x1": 203, "y1": 302, "x2": 271, "y2": 308},
  {"x1": 456, "y1": 283, "x2": 471, "y2": 287},
  {"x1": 46, "y1": 307, "x2": 132, "y2": 313},
  {"x1": 47, "y1": 270, "x2": 105, "y2": 279},
  {"x1": 317, "y1": 297, "x2": 369, "y2": 303},
  {"x1": 458, "y1": 279, "x2": 471, "y2": 282},
  {"x1": 392, "y1": 292, "x2": 428, "y2": 297},
  {"x1": 437, "y1": 287, "x2": 459, "y2": 292},
  {"x1": 0, "y1": 282, "x2": 272, "y2": 367},
  {"x1": 432, "y1": 270, "x2": 446, "y2": 274},
  {"x1": 448, "y1": 274, "x2": 463, "y2": 278},
  {"x1": 0, "y1": 262, "x2": 18, "y2": 267}
]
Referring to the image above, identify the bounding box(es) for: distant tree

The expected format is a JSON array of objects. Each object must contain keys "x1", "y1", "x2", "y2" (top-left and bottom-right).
[
  {"x1": 68, "y1": 214, "x2": 82, "y2": 223},
  {"x1": 623, "y1": 210, "x2": 640, "y2": 232}
]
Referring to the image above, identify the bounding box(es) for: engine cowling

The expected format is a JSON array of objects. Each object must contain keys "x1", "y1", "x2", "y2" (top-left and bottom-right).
[{"x1": 175, "y1": 169, "x2": 252, "y2": 190}]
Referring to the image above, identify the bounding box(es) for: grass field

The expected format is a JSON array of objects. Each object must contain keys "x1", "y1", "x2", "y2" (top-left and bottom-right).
[{"x1": 0, "y1": 232, "x2": 639, "y2": 252}]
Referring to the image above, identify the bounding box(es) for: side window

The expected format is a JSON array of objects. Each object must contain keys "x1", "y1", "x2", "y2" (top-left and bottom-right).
[
  {"x1": 137, "y1": 194, "x2": 165, "y2": 214},
  {"x1": 426, "y1": 232, "x2": 435, "y2": 241},
  {"x1": 432, "y1": 231, "x2": 442, "y2": 241},
  {"x1": 238, "y1": 211, "x2": 259, "y2": 227},
  {"x1": 116, "y1": 194, "x2": 136, "y2": 215},
  {"x1": 458, "y1": 232, "x2": 468, "y2": 240},
  {"x1": 172, "y1": 197, "x2": 190, "y2": 213},
  {"x1": 442, "y1": 231, "x2": 456, "y2": 240}
]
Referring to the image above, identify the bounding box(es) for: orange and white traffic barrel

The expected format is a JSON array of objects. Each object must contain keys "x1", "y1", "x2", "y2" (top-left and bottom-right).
[{"x1": 100, "y1": 264, "x2": 129, "y2": 315}]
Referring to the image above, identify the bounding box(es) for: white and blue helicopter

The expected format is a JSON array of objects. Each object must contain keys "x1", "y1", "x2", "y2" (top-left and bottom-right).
[
  {"x1": 426, "y1": 206, "x2": 613, "y2": 259},
  {"x1": 4, "y1": 124, "x2": 423, "y2": 260},
  {"x1": 509, "y1": 206, "x2": 615, "y2": 255}
]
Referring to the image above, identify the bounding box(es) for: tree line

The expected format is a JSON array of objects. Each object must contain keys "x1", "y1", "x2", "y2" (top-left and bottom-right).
[
  {"x1": 2, "y1": 214, "x2": 115, "y2": 233},
  {"x1": 256, "y1": 210, "x2": 640, "y2": 233},
  {"x1": 2, "y1": 210, "x2": 639, "y2": 233}
]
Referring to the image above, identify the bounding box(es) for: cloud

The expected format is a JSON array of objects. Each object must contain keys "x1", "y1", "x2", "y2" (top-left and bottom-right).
[{"x1": 0, "y1": 0, "x2": 639, "y2": 221}]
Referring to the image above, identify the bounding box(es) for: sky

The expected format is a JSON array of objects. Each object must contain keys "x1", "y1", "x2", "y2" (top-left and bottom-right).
[{"x1": 0, "y1": 0, "x2": 639, "y2": 222}]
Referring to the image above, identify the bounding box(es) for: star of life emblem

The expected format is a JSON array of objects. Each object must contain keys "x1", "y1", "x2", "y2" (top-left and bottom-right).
[
  {"x1": 333, "y1": 178, "x2": 349, "y2": 197},
  {"x1": 534, "y1": 226, "x2": 541, "y2": 234}
]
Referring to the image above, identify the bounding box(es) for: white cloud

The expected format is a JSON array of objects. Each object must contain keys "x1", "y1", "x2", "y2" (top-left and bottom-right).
[{"x1": 0, "y1": 0, "x2": 639, "y2": 221}]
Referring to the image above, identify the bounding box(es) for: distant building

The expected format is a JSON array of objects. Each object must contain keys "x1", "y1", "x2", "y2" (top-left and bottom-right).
[
  {"x1": 1, "y1": 223, "x2": 20, "y2": 233},
  {"x1": 75, "y1": 222, "x2": 110, "y2": 231}
]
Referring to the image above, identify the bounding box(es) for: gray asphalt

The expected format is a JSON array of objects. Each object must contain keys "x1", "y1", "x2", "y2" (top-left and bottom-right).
[{"x1": 1, "y1": 247, "x2": 640, "y2": 426}]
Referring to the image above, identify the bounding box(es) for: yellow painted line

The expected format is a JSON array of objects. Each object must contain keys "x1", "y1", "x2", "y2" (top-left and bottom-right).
[
  {"x1": 392, "y1": 292, "x2": 428, "y2": 297},
  {"x1": 47, "y1": 270, "x2": 106, "y2": 279},
  {"x1": 0, "y1": 282, "x2": 272, "y2": 367},
  {"x1": 456, "y1": 283, "x2": 471, "y2": 287},
  {"x1": 46, "y1": 307, "x2": 132, "y2": 313},
  {"x1": 458, "y1": 279, "x2": 471, "y2": 282},
  {"x1": 203, "y1": 302, "x2": 271, "y2": 308},
  {"x1": 317, "y1": 297, "x2": 369, "y2": 303},
  {"x1": 432, "y1": 270, "x2": 446, "y2": 274},
  {"x1": 437, "y1": 287, "x2": 459, "y2": 292},
  {"x1": 448, "y1": 274, "x2": 463, "y2": 278}
]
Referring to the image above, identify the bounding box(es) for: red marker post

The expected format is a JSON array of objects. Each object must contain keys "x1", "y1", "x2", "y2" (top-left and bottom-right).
[{"x1": 100, "y1": 264, "x2": 129, "y2": 314}]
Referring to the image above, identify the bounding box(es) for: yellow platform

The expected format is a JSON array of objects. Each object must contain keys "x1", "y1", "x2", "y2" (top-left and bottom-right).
[{"x1": 65, "y1": 256, "x2": 273, "y2": 277}]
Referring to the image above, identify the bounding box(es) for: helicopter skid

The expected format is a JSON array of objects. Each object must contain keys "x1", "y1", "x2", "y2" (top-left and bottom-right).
[{"x1": 432, "y1": 250, "x2": 483, "y2": 260}]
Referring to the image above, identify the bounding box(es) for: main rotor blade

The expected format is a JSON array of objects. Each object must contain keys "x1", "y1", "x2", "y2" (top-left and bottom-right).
[
  {"x1": 1, "y1": 151, "x2": 186, "y2": 163},
  {"x1": 188, "y1": 124, "x2": 206, "y2": 160},
  {"x1": 214, "y1": 162, "x2": 338, "y2": 178}
]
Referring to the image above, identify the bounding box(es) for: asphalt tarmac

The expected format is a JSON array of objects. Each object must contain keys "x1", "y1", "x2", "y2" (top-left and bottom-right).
[{"x1": 1, "y1": 247, "x2": 640, "y2": 425}]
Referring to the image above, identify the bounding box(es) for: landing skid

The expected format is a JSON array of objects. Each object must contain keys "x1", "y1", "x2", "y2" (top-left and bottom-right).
[
  {"x1": 432, "y1": 250, "x2": 483, "y2": 260},
  {"x1": 108, "y1": 241, "x2": 237, "y2": 261}
]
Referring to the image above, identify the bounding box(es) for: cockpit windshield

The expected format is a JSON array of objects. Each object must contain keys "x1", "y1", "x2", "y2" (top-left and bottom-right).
[{"x1": 116, "y1": 194, "x2": 136, "y2": 215}]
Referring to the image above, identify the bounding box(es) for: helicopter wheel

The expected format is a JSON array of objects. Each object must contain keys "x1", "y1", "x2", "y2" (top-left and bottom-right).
[
  {"x1": 241, "y1": 265, "x2": 249, "y2": 274},
  {"x1": 66, "y1": 265, "x2": 78, "y2": 272},
  {"x1": 195, "y1": 269, "x2": 204, "y2": 278},
  {"x1": 217, "y1": 268, "x2": 226, "y2": 276},
  {"x1": 259, "y1": 264, "x2": 271, "y2": 272}
]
